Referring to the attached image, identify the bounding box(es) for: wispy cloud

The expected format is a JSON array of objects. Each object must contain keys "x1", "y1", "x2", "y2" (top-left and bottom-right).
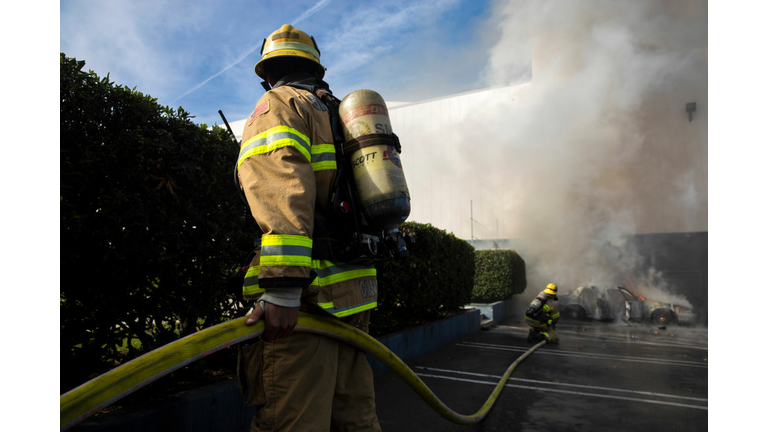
[
  {"x1": 61, "y1": 1, "x2": 224, "y2": 105},
  {"x1": 61, "y1": 3, "x2": 176, "y2": 96},
  {"x1": 324, "y1": 0, "x2": 461, "y2": 75},
  {"x1": 170, "y1": 42, "x2": 262, "y2": 105},
  {"x1": 170, "y1": 0, "x2": 333, "y2": 105}
]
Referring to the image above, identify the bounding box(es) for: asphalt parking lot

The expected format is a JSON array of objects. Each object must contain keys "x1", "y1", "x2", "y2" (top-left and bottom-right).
[{"x1": 373, "y1": 314, "x2": 708, "y2": 431}]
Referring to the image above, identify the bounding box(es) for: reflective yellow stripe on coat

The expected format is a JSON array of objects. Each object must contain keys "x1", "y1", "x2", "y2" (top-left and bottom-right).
[
  {"x1": 525, "y1": 316, "x2": 547, "y2": 329},
  {"x1": 310, "y1": 260, "x2": 376, "y2": 287},
  {"x1": 242, "y1": 259, "x2": 377, "y2": 317},
  {"x1": 312, "y1": 260, "x2": 377, "y2": 317},
  {"x1": 237, "y1": 125, "x2": 311, "y2": 168},
  {"x1": 243, "y1": 265, "x2": 263, "y2": 297},
  {"x1": 319, "y1": 300, "x2": 378, "y2": 318},
  {"x1": 311, "y1": 144, "x2": 336, "y2": 171},
  {"x1": 259, "y1": 234, "x2": 313, "y2": 268}
]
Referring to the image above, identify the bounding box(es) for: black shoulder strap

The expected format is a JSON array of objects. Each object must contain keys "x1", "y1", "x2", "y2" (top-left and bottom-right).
[{"x1": 311, "y1": 89, "x2": 363, "y2": 233}]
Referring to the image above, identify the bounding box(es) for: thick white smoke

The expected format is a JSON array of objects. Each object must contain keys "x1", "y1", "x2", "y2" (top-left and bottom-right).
[{"x1": 450, "y1": 0, "x2": 707, "y2": 302}]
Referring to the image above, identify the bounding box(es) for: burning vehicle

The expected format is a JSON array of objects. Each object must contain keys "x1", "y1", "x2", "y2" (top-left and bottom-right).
[{"x1": 559, "y1": 285, "x2": 696, "y2": 325}]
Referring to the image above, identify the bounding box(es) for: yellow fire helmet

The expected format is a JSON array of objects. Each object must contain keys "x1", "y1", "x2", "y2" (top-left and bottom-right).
[
  {"x1": 255, "y1": 24, "x2": 325, "y2": 80},
  {"x1": 544, "y1": 283, "x2": 558, "y2": 296}
]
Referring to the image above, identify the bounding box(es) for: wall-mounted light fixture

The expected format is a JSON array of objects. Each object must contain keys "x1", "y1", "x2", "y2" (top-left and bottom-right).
[{"x1": 686, "y1": 102, "x2": 697, "y2": 122}]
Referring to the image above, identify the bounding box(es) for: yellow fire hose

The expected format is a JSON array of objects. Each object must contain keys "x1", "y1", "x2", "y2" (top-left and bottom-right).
[{"x1": 60, "y1": 312, "x2": 547, "y2": 430}]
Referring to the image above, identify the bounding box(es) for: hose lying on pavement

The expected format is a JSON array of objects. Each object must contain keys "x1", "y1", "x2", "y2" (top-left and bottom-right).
[{"x1": 60, "y1": 312, "x2": 547, "y2": 430}]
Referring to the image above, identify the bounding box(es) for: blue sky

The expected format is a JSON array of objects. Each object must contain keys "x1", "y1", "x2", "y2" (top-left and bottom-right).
[{"x1": 60, "y1": 0, "x2": 498, "y2": 127}]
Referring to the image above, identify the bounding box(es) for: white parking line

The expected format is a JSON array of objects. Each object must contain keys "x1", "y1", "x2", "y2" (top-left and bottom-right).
[
  {"x1": 456, "y1": 341, "x2": 708, "y2": 368},
  {"x1": 415, "y1": 366, "x2": 708, "y2": 402},
  {"x1": 415, "y1": 372, "x2": 708, "y2": 411},
  {"x1": 491, "y1": 325, "x2": 709, "y2": 351}
]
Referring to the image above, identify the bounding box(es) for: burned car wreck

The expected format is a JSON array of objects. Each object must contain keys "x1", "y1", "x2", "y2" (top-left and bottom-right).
[{"x1": 559, "y1": 286, "x2": 696, "y2": 325}]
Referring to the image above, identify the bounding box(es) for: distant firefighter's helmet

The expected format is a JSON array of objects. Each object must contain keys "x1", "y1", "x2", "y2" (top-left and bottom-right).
[{"x1": 544, "y1": 283, "x2": 558, "y2": 296}]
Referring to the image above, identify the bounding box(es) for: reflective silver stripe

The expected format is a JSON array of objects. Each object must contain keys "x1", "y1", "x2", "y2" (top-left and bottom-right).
[
  {"x1": 311, "y1": 152, "x2": 335, "y2": 164},
  {"x1": 311, "y1": 144, "x2": 336, "y2": 171},
  {"x1": 316, "y1": 264, "x2": 351, "y2": 279},
  {"x1": 261, "y1": 245, "x2": 312, "y2": 258},
  {"x1": 243, "y1": 266, "x2": 263, "y2": 296},
  {"x1": 244, "y1": 275, "x2": 260, "y2": 287},
  {"x1": 310, "y1": 261, "x2": 376, "y2": 287}
]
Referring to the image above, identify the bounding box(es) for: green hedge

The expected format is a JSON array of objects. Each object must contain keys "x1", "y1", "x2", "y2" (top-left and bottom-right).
[
  {"x1": 510, "y1": 250, "x2": 527, "y2": 295},
  {"x1": 471, "y1": 249, "x2": 527, "y2": 303},
  {"x1": 371, "y1": 222, "x2": 475, "y2": 337},
  {"x1": 60, "y1": 54, "x2": 257, "y2": 393}
]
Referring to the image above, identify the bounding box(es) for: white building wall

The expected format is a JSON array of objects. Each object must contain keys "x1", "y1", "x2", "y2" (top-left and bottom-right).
[
  {"x1": 389, "y1": 84, "x2": 532, "y2": 241},
  {"x1": 387, "y1": 69, "x2": 707, "y2": 241}
]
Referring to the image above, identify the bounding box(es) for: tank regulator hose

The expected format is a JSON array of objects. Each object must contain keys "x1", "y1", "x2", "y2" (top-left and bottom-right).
[{"x1": 60, "y1": 312, "x2": 547, "y2": 430}]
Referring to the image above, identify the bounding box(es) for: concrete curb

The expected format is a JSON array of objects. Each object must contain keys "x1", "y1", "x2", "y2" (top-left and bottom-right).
[
  {"x1": 470, "y1": 296, "x2": 526, "y2": 328},
  {"x1": 73, "y1": 308, "x2": 482, "y2": 432},
  {"x1": 368, "y1": 308, "x2": 480, "y2": 374}
]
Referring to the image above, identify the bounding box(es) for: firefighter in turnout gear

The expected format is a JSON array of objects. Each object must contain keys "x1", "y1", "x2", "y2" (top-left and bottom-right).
[
  {"x1": 237, "y1": 24, "x2": 382, "y2": 431},
  {"x1": 525, "y1": 283, "x2": 560, "y2": 343}
]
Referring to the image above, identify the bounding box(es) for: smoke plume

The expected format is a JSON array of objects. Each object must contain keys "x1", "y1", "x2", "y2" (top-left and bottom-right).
[
  {"x1": 481, "y1": 0, "x2": 706, "y2": 302},
  {"x1": 409, "y1": 0, "x2": 707, "y2": 305}
]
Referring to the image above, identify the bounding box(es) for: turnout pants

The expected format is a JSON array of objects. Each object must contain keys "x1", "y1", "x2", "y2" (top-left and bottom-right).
[
  {"x1": 239, "y1": 311, "x2": 381, "y2": 432},
  {"x1": 528, "y1": 325, "x2": 559, "y2": 343}
]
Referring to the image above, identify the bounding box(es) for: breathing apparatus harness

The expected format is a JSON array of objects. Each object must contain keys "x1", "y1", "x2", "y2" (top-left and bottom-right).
[
  {"x1": 526, "y1": 293, "x2": 556, "y2": 324},
  {"x1": 282, "y1": 76, "x2": 411, "y2": 263},
  {"x1": 223, "y1": 74, "x2": 411, "y2": 265}
]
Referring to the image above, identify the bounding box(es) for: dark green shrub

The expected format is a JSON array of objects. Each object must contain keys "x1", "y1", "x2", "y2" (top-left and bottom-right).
[
  {"x1": 371, "y1": 222, "x2": 475, "y2": 337},
  {"x1": 472, "y1": 250, "x2": 527, "y2": 303},
  {"x1": 60, "y1": 54, "x2": 257, "y2": 393},
  {"x1": 509, "y1": 250, "x2": 527, "y2": 295}
]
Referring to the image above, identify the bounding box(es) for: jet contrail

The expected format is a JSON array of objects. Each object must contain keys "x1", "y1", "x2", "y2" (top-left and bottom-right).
[
  {"x1": 171, "y1": 0, "x2": 332, "y2": 104},
  {"x1": 292, "y1": 0, "x2": 331, "y2": 26},
  {"x1": 170, "y1": 43, "x2": 260, "y2": 105}
]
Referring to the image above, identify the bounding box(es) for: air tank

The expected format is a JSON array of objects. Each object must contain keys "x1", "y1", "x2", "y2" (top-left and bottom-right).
[{"x1": 338, "y1": 89, "x2": 411, "y2": 230}]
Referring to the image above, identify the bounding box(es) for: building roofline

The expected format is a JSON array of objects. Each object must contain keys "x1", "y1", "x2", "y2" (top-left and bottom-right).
[{"x1": 387, "y1": 81, "x2": 531, "y2": 111}]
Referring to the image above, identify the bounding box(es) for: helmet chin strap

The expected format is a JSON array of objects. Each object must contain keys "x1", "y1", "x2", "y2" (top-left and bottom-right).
[{"x1": 261, "y1": 81, "x2": 271, "y2": 91}]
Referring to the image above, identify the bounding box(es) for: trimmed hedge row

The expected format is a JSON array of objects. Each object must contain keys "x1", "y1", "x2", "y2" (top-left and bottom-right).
[
  {"x1": 60, "y1": 54, "x2": 257, "y2": 393},
  {"x1": 370, "y1": 222, "x2": 476, "y2": 337},
  {"x1": 471, "y1": 249, "x2": 527, "y2": 303}
]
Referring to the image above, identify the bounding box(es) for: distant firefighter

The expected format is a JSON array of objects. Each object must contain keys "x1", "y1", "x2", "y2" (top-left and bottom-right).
[{"x1": 525, "y1": 283, "x2": 560, "y2": 343}]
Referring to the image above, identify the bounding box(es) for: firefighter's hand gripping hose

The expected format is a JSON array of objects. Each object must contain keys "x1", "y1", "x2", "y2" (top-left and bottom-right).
[{"x1": 60, "y1": 312, "x2": 547, "y2": 430}]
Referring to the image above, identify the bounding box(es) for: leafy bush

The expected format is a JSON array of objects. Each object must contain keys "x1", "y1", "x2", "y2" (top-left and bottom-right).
[
  {"x1": 371, "y1": 222, "x2": 475, "y2": 336},
  {"x1": 472, "y1": 250, "x2": 527, "y2": 303},
  {"x1": 60, "y1": 54, "x2": 257, "y2": 393},
  {"x1": 509, "y1": 249, "x2": 527, "y2": 295}
]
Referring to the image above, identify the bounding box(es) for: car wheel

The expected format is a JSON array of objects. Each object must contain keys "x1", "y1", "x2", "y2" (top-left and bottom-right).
[
  {"x1": 651, "y1": 309, "x2": 675, "y2": 326},
  {"x1": 565, "y1": 305, "x2": 586, "y2": 320}
]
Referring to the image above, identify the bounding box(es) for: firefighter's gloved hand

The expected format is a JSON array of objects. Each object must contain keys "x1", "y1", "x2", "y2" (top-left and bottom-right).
[
  {"x1": 245, "y1": 301, "x2": 299, "y2": 342},
  {"x1": 525, "y1": 307, "x2": 537, "y2": 318}
]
